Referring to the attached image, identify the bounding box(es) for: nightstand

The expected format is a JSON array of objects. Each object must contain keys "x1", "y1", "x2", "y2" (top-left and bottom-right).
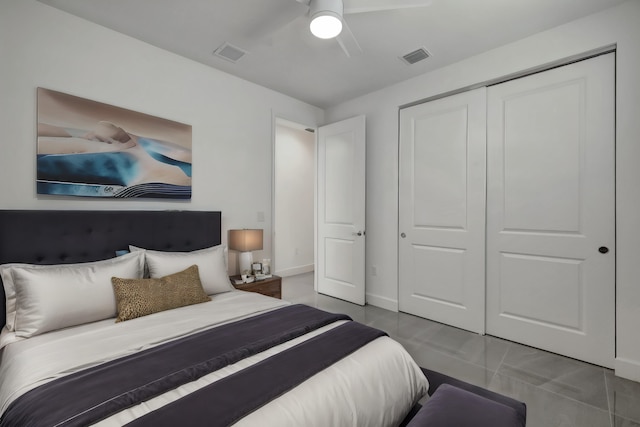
[{"x1": 230, "y1": 275, "x2": 282, "y2": 299}]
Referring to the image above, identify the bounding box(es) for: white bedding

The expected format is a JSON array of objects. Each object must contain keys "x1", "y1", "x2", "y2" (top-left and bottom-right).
[{"x1": 0, "y1": 291, "x2": 428, "y2": 426}]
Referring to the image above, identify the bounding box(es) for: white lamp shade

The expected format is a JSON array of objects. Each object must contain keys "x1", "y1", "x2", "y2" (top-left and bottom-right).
[{"x1": 310, "y1": 12, "x2": 343, "y2": 39}]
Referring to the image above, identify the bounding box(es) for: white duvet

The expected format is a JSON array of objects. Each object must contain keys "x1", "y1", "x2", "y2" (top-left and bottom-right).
[{"x1": 0, "y1": 291, "x2": 428, "y2": 426}]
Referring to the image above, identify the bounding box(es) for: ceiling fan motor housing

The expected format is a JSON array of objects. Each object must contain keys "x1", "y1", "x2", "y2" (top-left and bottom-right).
[
  {"x1": 309, "y1": 0, "x2": 344, "y2": 39},
  {"x1": 310, "y1": 0, "x2": 344, "y2": 20}
]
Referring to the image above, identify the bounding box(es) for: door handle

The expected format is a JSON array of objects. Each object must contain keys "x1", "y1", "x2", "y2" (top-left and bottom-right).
[
  {"x1": 598, "y1": 246, "x2": 609, "y2": 254},
  {"x1": 353, "y1": 231, "x2": 363, "y2": 236}
]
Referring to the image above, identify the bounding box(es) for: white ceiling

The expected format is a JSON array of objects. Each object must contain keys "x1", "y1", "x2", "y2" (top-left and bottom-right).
[{"x1": 37, "y1": 0, "x2": 626, "y2": 108}]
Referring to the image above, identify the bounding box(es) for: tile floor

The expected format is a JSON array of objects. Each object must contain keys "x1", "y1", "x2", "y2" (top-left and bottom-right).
[{"x1": 281, "y1": 272, "x2": 640, "y2": 427}]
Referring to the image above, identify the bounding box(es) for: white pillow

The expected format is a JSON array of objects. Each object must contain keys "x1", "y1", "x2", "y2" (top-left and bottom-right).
[
  {"x1": 128, "y1": 245, "x2": 229, "y2": 271},
  {"x1": 9, "y1": 251, "x2": 144, "y2": 338},
  {"x1": 129, "y1": 245, "x2": 232, "y2": 295},
  {"x1": 0, "y1": 265, "x2": 19, "y2": 331}
]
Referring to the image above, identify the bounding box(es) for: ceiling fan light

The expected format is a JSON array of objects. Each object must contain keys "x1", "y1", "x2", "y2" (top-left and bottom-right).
[{"x1": 310, "y1": 12, "x2": 343, "y2": 39}]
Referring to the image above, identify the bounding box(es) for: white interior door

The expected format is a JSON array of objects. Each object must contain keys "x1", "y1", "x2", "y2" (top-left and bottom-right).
[
  {"x1": 486, "y1": 53, "x2": 615, "y2": 367},
  {"x1": 399, "y1": 88, "x2": 487, "y2": 334},
  {"x1": 317, "y1": 115, "x2": 366, "y2": 305}
]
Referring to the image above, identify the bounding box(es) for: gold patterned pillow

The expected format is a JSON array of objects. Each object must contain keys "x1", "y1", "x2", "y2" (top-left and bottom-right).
[{"x1": 112, "y1": 264, "x2": 211, "y2": 322}]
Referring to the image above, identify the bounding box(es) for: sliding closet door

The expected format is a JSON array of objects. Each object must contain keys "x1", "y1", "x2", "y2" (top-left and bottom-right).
[
  {"x1": 486, "y1": 53, "x2": 615, "y2": 367},
  {"x1": 399, "y1": 87, "x2": 486, "y2": 334}
]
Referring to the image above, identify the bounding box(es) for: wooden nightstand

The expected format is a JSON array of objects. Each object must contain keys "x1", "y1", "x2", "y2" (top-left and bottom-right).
[{"x1": 230, "y1": 275, "x2": 282, "y2": 299}]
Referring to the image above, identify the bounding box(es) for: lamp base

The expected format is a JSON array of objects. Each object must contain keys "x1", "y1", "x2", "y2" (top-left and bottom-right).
[{"x1": 238, "y1": 252, "x2": 253, "y2": 275}]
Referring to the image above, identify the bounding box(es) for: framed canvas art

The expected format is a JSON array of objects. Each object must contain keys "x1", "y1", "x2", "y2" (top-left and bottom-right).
[{"x1": 36, "y1": 88, "x2": 192, "y2": 199}]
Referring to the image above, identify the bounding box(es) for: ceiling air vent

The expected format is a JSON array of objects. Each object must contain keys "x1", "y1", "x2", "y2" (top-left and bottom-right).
[
  {"x1": 401, "y1": 47, "x2": 431, "y2": 65},
  {"x1": 213, "y1": 42, "x2": 248, "y2": 63}
]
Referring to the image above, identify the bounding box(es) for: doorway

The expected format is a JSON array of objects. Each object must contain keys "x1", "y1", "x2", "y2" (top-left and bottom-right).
[
  {"x1": 273, "y1": 115, "x2": 367, "y2": 306},
  {"x1": 273, "y1": 118, "x2": 315, "y2": 277}
]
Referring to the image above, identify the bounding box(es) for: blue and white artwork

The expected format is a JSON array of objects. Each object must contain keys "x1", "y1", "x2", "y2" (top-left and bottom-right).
[{"x1": 37, "y1": 88, "x2": 192, "y2": 199}]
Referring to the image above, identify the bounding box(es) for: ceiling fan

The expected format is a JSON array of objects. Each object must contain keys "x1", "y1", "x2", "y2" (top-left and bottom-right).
[{"x1": 252, "y1": 0, "x2": 433, "y2": 58}]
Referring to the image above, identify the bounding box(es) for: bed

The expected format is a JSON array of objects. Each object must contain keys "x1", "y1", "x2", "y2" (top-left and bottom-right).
[{"x1": 0, "y1": 210, "x2": 428, "y2": 427}]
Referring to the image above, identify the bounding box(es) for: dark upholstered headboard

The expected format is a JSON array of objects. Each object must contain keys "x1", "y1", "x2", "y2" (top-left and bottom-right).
[{"x1": 0, "y1": 210, "x2": 222, "y2": 330}]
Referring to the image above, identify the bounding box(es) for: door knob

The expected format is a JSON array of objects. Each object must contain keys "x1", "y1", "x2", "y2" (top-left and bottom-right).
[
  {"x1": 353, "y1": 231, "x2": 363, "y2": 236},
  {"x1": 598, "y1": 246, "x2": 609, "y2": 254},
  {"x1": 400, "y1": 232, "x2": 406, "y2": 238}
]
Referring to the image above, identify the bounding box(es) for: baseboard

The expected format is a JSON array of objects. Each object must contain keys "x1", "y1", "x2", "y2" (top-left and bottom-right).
[
  {"x1": 275, "y1": 264, "x2": 314, "y2": 278},
  {"x1": 615, "y1": 357, "x2": 640, "y2": 382},
  {"x1": 366, "y1": 293, "x2": 398, "y2": 312}
]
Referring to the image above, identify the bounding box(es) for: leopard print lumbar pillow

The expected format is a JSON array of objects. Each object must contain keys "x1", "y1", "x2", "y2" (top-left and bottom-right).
[{"x1": 112, "y1": 264, "x2": 210, "y2": 322}]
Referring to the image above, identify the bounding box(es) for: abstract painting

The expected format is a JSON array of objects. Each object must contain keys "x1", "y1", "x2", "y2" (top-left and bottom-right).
[{"x1": 36, "y1": 88, "x2": 192, "y2": 199}]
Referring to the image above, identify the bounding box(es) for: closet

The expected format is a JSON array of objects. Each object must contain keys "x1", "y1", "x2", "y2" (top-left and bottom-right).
[{"x1": 398, "y1": 53, "x2": 615, "y2": 367}]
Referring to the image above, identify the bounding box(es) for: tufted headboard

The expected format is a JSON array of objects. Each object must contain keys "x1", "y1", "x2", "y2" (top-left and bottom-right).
[{"x1": 0, "y1": 210, "x2": 222, "y2": 330}]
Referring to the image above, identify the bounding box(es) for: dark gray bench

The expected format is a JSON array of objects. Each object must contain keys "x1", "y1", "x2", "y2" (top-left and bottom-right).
[{"x1": 401, "y1": 368, "x2": 527, "y2": 427}]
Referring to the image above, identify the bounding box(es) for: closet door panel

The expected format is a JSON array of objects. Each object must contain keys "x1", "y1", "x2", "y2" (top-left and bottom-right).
[
  {"x1": 399, "y1": 87, "x2": 486, "y2": 334},
  {"x1": 486, "y1": 53, "x2": 615, "y2": 367},
  {"x1": 501, "y1": 82, "x2": 582, "y2": 233}
]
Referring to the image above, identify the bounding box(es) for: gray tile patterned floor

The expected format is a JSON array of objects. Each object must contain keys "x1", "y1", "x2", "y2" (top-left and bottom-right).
[{"x1": 281, "y1": 272, "x2": 640, "y2": 427}]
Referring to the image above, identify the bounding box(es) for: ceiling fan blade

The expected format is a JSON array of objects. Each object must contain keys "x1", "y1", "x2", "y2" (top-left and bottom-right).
[
  {"x1": 335, "y1": 19, "x2": 362, "y2": 58},
  {"x1": 241, "y1": 1, "x2": 309, "y2": 44},
  {"x1": 343, "y1": 0, "x2": 432, "y2": 14}
]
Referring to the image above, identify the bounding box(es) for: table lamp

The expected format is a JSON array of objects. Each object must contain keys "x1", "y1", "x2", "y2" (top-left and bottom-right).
[{"x1": 228, "y1": 229, "x2": 263, "y2": 274}]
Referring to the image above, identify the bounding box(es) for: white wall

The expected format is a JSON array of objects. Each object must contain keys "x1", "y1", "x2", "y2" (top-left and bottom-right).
[
  {"x1": 325, "y1": 0, "x2": 640, "y2": 381},
  {"x1": 0, "y1": 1, "x2": 324, "y2": 274},
  {"x1": 274, "y1": 122, "x2": 315, "y2": 277}
]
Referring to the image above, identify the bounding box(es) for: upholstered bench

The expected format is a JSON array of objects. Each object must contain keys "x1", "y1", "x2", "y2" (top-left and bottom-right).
[
  {"x1": 406, "y1": 384, "x2": 525, "y2": 427},
  {"x1": 401, "y1": 368, "x2": 527, "y2": 427}
]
